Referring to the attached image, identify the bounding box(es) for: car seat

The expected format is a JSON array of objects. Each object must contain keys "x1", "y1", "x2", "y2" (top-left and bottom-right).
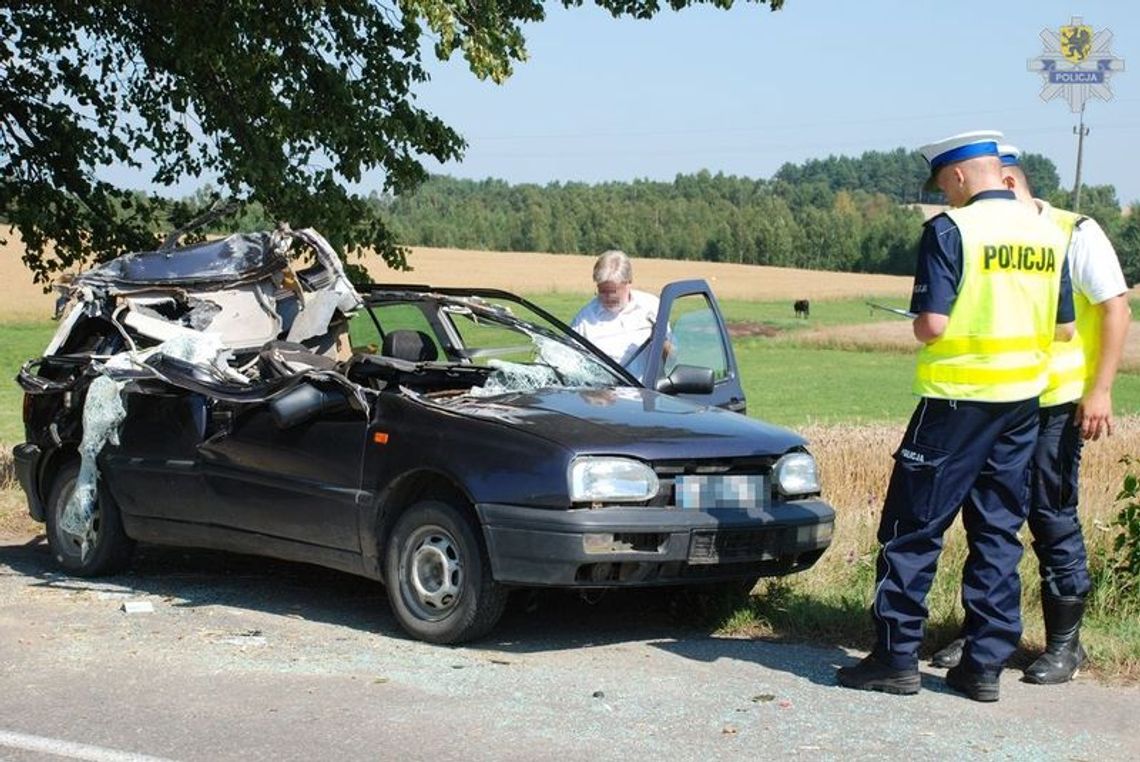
[{"x1": 381, "y1": 330, "x2": 438, "y2": 362}]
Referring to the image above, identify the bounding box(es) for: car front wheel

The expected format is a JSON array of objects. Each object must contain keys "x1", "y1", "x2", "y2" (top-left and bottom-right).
[
  {"x1": 384, "y1": 499, "x2": 508, "y2": 644},
  {"x1": 45, "y1": 462, "x2": 134, "y2": 576}
]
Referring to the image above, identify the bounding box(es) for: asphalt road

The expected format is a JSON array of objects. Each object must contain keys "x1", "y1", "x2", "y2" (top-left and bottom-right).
[{"x1": 0, "y1": 536, "x2": 1137, "y2": 762}]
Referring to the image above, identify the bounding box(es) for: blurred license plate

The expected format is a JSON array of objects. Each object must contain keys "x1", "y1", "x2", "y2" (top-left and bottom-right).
[{"x1": 675, "y1": 475, "x2": 766, "y2": 510}]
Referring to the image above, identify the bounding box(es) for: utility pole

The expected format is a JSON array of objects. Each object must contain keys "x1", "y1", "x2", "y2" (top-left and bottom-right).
[{"x1": 1073, "y1": 105, "x2": 1089, "y2": 212}]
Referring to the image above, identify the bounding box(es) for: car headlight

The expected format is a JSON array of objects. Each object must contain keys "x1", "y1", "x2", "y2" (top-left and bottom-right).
[
  {"x1": 569, "y1": 457, "x2": 659, "y2": 503},
  {"x1": 773, "y1": 452, "x2": 820, "y2": 496}
]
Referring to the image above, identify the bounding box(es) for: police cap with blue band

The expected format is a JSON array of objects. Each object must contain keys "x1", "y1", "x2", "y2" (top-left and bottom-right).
[
  {"x1": 919, "y1": 130, "x2": 1003, "y2": 191},
  {"x1": 997, "y1": 143, "x2": 1021, "y2": 167}
]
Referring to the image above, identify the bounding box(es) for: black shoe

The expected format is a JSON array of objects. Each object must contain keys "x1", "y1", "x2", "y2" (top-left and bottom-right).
[
  {"x1": 1023, "y1": 594, "x2": 1087, "y2": 685},
  {"x1": 930, "y1": 637, "x2": 964, "y2": 669},
  {"x1": 945, "y1": 664, "x2": 1000, "y2": 702},
  {"x1": 837, "y1": 654, "x2": 920, "y2": 696}
]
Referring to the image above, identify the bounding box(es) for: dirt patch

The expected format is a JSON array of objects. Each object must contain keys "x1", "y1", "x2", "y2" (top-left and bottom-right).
[
  {"x1": 728, "y1": 321, "x2": 782, "y2": 338},
  {"x1": 785, "y1": 321, "x2": 918, "y2": 353}
]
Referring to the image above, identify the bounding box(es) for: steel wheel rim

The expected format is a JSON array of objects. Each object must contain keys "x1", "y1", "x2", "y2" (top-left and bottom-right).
[{"x1": 399, "y1": 524, "x2": 464, "y2": 622}]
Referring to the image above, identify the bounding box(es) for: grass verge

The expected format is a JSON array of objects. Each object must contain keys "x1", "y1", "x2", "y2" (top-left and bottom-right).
[{"x1": 711, "y1": 420, "x2": 1140, "y2": 683}]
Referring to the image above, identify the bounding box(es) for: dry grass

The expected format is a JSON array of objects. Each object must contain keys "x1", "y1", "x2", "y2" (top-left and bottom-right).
[
  {"x1": 0, "y1": 236, "x2": 58, "y2": 321},
  {"x1": 0, "y1": 231, "x2": 917, "y2": 322},
  {"x1": 0, "y1": 446, "x2": 42, "y2": 539},
  {"x1": 768, "y1": 416, "x2": 1140, "y2": 681},
  {"x1": 361, "y1": 246, "x2": 917, "y2": 302},
  {"x1": 803, "y1": 417, "x2": 1140, "y2": 575},
  {"x1": 788, "y1": 320, "x2": 1140, "y2": 371}
]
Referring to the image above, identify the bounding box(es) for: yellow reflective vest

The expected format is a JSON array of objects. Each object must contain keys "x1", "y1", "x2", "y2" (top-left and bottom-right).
[
  {"x1": 914, "y1": 197, "x2": 1068, "y2": 402},
  {"x1": 1039, "y1": 204, "x2": 1089, "y2": 407}
]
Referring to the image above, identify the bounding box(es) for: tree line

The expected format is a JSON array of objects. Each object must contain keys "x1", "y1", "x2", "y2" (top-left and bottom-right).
[{"x1": 378, "y1": 148, "x2": 1140, "y2": 284}]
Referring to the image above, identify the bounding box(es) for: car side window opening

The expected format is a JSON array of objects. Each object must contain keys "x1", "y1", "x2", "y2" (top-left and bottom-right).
[
  {"x1": 658, "y1": 293, "x2": 730, "y2": 382},
  {"x1": 348, "y1": 304, "x2": 442, "y2": 358}
]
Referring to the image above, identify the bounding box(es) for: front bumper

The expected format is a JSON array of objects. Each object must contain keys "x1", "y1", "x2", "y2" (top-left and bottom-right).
[
  {"x1": 12, "y1": 443, "x2": 46, "y2": 522},
  {"x1": 476, "y1": 498, "x2": 835, "y2": 587}
]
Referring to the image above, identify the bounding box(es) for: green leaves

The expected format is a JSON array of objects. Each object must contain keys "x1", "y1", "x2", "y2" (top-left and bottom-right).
[{"x1": 2, "y1": 1, "x2": 784, "y2": 281}]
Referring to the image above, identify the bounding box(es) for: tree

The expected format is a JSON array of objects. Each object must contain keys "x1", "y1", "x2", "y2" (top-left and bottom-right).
[
  {"x1": 1, "y1": 1, "x2": 784, "y2": 284},
  {"x1": 1020, "y1": 153, "x2": 1061, "y2": 198},
  {"x1": 1113, "y1": 208, "x2": 1140, "y2": 287}
]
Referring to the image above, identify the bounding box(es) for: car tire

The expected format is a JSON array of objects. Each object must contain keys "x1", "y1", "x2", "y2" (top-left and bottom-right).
[
  {"x1": 384, "y1": 499, "x2": 508, "y2": 644},
  {"x1": 44, "y1": 462, "x2": 134, "y2": 576}
]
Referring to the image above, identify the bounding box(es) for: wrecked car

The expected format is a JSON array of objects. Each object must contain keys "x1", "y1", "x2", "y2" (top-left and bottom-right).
[{"x1": 12, "y1": 228, "x2": 835, "y2": 644}]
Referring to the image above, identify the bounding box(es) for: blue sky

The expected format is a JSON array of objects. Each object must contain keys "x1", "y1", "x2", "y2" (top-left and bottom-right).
[{"x1": 408, "y1": 0, "x2": 1140, "y2": 203}]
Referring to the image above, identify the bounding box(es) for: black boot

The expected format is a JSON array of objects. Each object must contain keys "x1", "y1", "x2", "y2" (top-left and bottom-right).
[
  {"x1": 945, "y1": 663, "x2": 1000, "y2": 702},
  {"x1": 1023, "y1": 594, "x2": 1088, "y2": 685},
  {"x1": 930, "y1": 636, "x2": 964, "y2": 669},
  {"x1": 837, "y1": 654, "x2": 920, "y2": 695}
]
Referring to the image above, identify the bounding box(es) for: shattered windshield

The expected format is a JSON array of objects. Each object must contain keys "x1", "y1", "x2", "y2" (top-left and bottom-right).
[{"x1": 352, "y1": 292, "x2": 630, "y2": 394}]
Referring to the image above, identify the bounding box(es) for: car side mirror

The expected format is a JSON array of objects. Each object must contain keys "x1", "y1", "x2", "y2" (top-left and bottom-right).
[
  {"x1": 655, "y1": 364, "x2": 715, "y2": 396},
  {"x1": 270, "y1": 383, "x2": 348, "y2": 428}
]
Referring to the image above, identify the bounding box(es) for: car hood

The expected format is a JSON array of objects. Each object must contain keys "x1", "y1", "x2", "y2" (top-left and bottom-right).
[{"x1": 439, "y1": 387, "x2": 805, "y2": 459}]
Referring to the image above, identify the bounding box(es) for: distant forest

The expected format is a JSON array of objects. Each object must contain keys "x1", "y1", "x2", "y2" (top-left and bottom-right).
[{"x1": 375, "y1": 147, "x2": 1140, "y2": 284}]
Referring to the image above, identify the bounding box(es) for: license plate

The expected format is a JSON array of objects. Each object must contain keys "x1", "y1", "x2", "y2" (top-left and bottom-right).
[{"x1": 675, "y1": 475, "x2": 766, "y2": 510}]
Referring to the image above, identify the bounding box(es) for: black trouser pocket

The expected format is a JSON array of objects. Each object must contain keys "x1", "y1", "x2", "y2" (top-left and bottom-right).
[{"x1": 887, "y1": 443, "x2": 951, "y2": 525}]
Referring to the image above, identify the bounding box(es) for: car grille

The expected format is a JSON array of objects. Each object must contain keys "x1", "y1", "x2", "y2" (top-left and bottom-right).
[
  {"x1": 687, "y1": 527, "x2": 796, "y2": 564},
  {"x1": 651, "y1": 457, "x2": 775, "y2": 508}
]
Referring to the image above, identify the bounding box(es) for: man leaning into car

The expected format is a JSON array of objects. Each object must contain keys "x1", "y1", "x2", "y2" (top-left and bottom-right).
[{"x1": 570, "y1": 250, "x2": 662, "y2": 376}]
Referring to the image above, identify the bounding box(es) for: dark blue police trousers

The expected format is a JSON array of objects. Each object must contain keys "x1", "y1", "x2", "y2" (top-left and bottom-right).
[
  {"x1": 1028, "y1": 401, "x2": 1089, "y2": 598},
  {"x1": 871, "y1": 396, "x2": 1039, "y2": 673}
]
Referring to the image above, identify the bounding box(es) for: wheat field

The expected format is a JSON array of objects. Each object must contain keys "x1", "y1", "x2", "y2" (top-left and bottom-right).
[{"x1": 0, "y1": 235, "x2": 918, "y2": 322}]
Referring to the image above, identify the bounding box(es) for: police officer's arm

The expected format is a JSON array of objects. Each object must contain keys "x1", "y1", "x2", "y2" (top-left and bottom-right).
[
  {"x1": 1079, "y1": 295, "x2": 1131, "y2": 439},
  {"x1": 914, "y1": 313, "x2": 948, "y2": 342},
  {"x1": 910, "y1": 216, "x2": 957, "y2": 343},
  {"x1": 1072, "y1": 219, "x2": 1132, "y2": 439}
]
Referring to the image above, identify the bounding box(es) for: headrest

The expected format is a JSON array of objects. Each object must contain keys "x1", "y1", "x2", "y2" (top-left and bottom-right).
[{"x1": 381, "y1": 330, "x2": 438, "y2": 362}]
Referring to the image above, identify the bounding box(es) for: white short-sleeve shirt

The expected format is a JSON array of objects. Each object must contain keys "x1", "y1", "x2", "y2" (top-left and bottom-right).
[
  {"x1": 1038, "y1": 200, "x2": 1127, "y2": 305},
  {"x1": 570, "y1": 289, "x2": 660, "y2": 370}
]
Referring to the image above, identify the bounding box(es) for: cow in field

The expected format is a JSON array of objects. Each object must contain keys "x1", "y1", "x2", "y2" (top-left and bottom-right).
[{"x1": 793, "y1": 299, "x2": 810, "y2": 319}]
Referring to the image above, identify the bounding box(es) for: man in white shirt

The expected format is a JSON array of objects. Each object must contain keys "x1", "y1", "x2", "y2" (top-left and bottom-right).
[{"x1": 570, "y1": 250, "x2": 662, "y2": 375}]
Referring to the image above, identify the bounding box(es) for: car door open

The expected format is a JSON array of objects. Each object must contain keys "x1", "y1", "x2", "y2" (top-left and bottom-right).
[{"x1": 636, "y1": 279, "x2": 746, "y2": 413}]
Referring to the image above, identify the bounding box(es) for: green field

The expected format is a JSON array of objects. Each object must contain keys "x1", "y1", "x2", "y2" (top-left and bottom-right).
[
  {"x1": 5, "y1": 295, "x2": 1139, "y2": 439},
  {"x1": 1, "y1": 322, "x2": 57, "y2": 443},
  {"x1": 526, "y1": 291, "x2": 911, "y2": 330}
]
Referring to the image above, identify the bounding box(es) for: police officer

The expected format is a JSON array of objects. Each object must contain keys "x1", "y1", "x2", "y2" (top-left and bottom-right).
[
  {"x1": 837, "y1": 131, "x2": 1075, "y2": 702},
  {"x1": 929, "y1": 144, "x2": 1131, "y2": 684}
]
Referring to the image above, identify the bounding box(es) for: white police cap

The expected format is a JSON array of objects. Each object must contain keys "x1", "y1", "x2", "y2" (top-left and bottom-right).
[
  {"x1": 919, "y1": 130, "x2": 1003, "y2": 190},
  {"x1": 997, "y1": 143, "x2": 1021, "y2": 167}
]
